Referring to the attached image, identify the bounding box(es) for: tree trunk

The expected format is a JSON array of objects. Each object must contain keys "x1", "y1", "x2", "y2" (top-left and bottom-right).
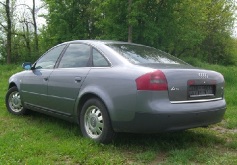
[
  {"x1": 6, "y1": 0, "x2": 12, "y2": 64},
  {"x1": 22, "y1": 21, "x2": 31, "y2": 56},
  {"x1": 32, "y1": 0, "x2": 39, "y2": 55},
  {"x1": 128, "y1": 0, "x2": 132, "y2": 43}
]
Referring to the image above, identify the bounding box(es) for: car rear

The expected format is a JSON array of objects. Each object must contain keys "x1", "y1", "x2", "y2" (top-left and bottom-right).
[
  {"x1": 105, "y1": 42, "x2": 226, "y2": 133},
  {"x1": 113, "y1": 66, "x2": 225, "y2": 133}
]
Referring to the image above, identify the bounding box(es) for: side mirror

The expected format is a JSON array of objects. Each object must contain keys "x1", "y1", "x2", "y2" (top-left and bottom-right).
[{"x1": 22, "y1": 62, "x2": 32, "y2": 70}]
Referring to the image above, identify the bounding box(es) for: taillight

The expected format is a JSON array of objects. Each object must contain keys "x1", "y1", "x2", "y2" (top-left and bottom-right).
[{"x1": 136, "y1": 70, "x2": 168, "y2": 91}]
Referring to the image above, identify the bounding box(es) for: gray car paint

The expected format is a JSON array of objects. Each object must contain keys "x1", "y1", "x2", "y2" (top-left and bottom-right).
[
  {"x1": 46, "y1": 68, "x2": 91, "y2": 115},
  {"x1": 21, "y1": 69, "x2": 53, "y2": 108},
  {"x1": 8, "y1": 40, "x2": 226, "y2": 133}
]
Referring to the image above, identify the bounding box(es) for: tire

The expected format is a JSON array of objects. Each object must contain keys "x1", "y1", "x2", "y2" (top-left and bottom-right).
[
  {"x1": 80, "y1": 98, "x2": 115, "y2": 144},
  {"x1": 5, "y1": 86, "x2": 28, "y2": 115}
]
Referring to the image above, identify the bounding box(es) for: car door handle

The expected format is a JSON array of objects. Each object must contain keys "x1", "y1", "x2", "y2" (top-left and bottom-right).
[
  {"x1": 75, "y1": 77, "x2": 82, "y2": 83},
  {"x1": 44, "y1": 77, "x2": 49, "y2": 81}
]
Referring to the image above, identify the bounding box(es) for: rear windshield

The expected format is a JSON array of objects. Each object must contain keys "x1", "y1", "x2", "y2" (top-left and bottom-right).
[{"x1": 107, "y1": 44, "x2": 187, "y2": 65}]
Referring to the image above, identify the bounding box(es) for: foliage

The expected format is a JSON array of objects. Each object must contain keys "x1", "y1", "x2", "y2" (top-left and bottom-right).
[
  {"x1": 40, "y1": 0, "x2": 236, "y2": 65},
  {"x1": 40, "y1": 0, "x2": 98, "y2": 50},
  {"x1": 0, "y1": 0, "x2": 41, "y2": 63},
  {"x1": 0, "y1": 0, "x2": 236, "y2": 65}
]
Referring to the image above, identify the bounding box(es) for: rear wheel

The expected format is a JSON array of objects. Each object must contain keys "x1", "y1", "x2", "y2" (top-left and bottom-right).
[
  {"x1": 5, "y1": 86, "x2": 28, "y2": 115},
  {"x1": 80, "y1": 98, "x2": 115, "y2": 143}
]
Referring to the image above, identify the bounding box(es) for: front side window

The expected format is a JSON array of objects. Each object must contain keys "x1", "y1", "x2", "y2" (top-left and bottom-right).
[
  {"x1": 35, "y1": 45, "x2": 66, "y2": 69},
  {"x1": 58, "y1": 44, "x2": 91, "y2": 68}
]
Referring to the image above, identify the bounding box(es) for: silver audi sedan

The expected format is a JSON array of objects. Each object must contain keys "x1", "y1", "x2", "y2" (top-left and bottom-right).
[{"x1": 6, "y1": 40, "x2": 226, "y2": 143}]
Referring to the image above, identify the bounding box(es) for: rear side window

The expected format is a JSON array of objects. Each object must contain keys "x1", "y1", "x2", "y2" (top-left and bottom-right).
[
  {"x1": 93, "y1": 49, "x2": 109, "y2": 67},
  {"x1": 58, "y1": 44, "x2": 91, "y2": 68}
]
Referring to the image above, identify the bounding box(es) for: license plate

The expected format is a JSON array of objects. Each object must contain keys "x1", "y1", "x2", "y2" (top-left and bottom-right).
[{"x1": 188, "y1": 85, "x2": 215, "y2": 98}]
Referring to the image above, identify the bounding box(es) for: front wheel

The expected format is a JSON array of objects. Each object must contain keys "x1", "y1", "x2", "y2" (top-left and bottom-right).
[
  {"x1": 5, "y1": 86, "x2": 28, "y2": 115},
  {"x1": 80, "y1": 98, "x2": 115, "y2": 144}
]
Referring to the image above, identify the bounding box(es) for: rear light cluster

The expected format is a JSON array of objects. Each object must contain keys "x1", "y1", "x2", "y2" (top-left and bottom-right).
[{"x1": 136, "y1": 70, "x2": 168, "y2": 91}]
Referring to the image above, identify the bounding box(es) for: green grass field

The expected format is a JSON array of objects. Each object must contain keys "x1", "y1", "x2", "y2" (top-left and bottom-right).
[{"x1": 0, "y1": 64, "x2": 236, "y2": 164}]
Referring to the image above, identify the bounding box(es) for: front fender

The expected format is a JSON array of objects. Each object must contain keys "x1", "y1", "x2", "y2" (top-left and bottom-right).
[{"x1": 8, "y1": 71, "x2": 26, "y2": 90}]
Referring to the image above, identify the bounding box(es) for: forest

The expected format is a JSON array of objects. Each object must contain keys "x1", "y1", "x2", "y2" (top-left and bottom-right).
[{"x1": 0, "y1": 0, "x2": 237, "y2": 65}]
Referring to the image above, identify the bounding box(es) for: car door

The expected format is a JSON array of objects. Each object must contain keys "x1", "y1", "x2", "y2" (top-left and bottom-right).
[
  {"x1": 21, "y1": 44, "x2": 66, "y2": 108},
  {"x1": 46, "y1": 43, "x2": 91, "y2": 115}
]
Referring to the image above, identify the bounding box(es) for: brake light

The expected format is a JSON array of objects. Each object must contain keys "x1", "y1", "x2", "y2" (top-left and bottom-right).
[{"x1": 136, "y1": 70, "x2": 168, "y2": 91}]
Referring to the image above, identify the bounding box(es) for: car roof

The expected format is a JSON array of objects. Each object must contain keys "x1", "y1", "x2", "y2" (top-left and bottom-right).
[{"x1": 62, "y1": 40, "x2": 142, "y2": 46}]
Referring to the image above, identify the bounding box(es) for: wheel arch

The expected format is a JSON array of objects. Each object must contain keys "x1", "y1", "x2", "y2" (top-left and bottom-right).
[
  {"x1": 8, "y1": 74, "x2": 22, "y2": 90},
  {"x1": 5, "y1": 85, "x2": 28, "y2": 115},
  {"x1": 8, "y1": 82, "x2": 17, "y2": 89},
  {"x1": 75, "y1": 91, "x2": 114, "y2": 124}
]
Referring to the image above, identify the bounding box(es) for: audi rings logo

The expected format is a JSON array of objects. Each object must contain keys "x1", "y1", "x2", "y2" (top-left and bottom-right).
[{"x1": 198, "y1": 73, "x2": 208, "y2": 79}]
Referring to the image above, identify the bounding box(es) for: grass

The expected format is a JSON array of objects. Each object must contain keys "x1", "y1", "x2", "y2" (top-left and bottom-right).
[{"x1": 0, "y1": 64, "x2": 237, "y2": 164}]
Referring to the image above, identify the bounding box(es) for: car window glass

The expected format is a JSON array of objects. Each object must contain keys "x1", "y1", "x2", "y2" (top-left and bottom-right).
[
  {"x1": 35, "y1": 45, "x2": 65, "y2": 69},
  {"x1": 107, "y1": 44, "x2": 187, "y2": 65},
  {"x1": 93, "y1": 49, "x2": 109, "y2": 67},
  {"x1": 58, "y1": 44, "x2": 91, "y2": 68}
]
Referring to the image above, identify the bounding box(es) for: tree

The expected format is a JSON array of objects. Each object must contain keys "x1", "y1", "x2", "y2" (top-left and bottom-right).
[
  {"x1": 0, "y1": 0, "x2": 14, "y2": 64},
  {"x1": 41, "y1": 0, "x2": 98, "y2": 50},
  {"x1": 32, "y1": 0, "x2": 39, "y2": 54},
  {"x1": 200, "y1": 0, "x2": 236, "y2": 64},
  {"x1": 128, "y1": 0, "x2": 132, "y2": 42},
  {"x1": 17, "y1": 0, "x2": 44, "y2": 57},
  {"x1": 28, "y1": 0, "x2": 237, "y2": 65}
]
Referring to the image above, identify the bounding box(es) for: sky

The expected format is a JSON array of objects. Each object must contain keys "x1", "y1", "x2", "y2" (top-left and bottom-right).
[
  {"x1": 16, "y1": 0, "x2": 47, "y2": 28},
  {"x1": 233, "y1": 0, "x2": 237, "y2": 37}
]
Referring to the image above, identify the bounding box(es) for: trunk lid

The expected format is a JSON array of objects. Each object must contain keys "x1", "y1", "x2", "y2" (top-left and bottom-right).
[
  {"x1": 137, "y1": 64, "x2": 225, "y2": 103},
  {"x1": 163, "y1": 69, "x2": 224, "y2": 103}
]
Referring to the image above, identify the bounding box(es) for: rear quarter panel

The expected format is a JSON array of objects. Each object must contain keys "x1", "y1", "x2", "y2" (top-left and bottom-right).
[{"x1": 76, "y1": 66, "x2": 149, "y2": 122}]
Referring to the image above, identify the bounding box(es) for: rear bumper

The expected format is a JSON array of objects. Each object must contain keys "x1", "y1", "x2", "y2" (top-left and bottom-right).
[{"x1": 112, "y1": 106, "x2": 226, "y2": 133}]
